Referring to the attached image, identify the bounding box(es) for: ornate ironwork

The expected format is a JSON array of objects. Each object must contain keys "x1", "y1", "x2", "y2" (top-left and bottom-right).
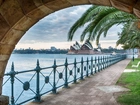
[{"x1": 3, "y1": 54, "x2": 126, "y2": 105}]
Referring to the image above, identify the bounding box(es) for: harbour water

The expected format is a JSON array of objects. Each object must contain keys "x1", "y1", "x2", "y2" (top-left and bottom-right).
[
  {"x1": 3, "y1": 54, "x2": 109, "y2": 104},
  {"x1": 5, "y1": 54, "x2": 105, "y2": 72}
]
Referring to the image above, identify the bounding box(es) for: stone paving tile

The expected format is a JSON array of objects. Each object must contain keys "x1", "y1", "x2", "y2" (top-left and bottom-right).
[{"x1": 27, "y1": 60, "x2": 130, "y2": 105}]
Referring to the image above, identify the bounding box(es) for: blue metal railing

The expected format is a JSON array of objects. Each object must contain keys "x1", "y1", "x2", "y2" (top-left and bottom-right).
[{"x1": 2, "y1": 54, "x2": 126, "y2": 105}]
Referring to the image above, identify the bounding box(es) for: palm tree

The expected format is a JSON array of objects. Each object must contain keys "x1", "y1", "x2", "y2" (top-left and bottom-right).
[
  {"x1": 117, "y1": 21, "x2": 140, "y2": 48},
  {"x1": 116, "y1": 21, "x2": 140, "y2": 58},
  {"x1": 68, "y1": 5, "x2": 138, "y2": 45}
]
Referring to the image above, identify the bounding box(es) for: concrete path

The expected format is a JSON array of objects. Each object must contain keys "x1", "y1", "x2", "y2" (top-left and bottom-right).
[{"x1": 27, "y1": 59, "x2": 130, "y2": 105}]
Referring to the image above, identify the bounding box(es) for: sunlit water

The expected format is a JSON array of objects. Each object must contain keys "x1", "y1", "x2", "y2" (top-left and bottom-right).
[{"x1": 3, "y1": 54, "x2": 108, "y2": 104}]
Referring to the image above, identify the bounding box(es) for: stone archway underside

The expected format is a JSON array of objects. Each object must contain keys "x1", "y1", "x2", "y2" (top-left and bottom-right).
[{"x1": 0, "y1": 0, "x2": 140, "y2": 96}]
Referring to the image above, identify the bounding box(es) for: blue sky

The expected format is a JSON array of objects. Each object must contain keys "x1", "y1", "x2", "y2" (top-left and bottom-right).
[{"x1": 15, "y1": 5, "x2": 122, "y2": 49}]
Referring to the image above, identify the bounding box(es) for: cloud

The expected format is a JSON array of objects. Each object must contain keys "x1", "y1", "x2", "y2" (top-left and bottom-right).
[
  {"x1": 17, "y1": 5, "x2": 121, "y2": 49},
  {"x1": 19, "y1": 5, "x2": 91, "y2": 44},
  {"x1": 99, "y1": 25, "x2": 123, "y2": 41}
]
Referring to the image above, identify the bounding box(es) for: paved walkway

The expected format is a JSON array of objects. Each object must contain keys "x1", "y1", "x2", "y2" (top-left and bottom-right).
[{"x1": 27, "y1": 59, "x2": 130, "y2": 105}]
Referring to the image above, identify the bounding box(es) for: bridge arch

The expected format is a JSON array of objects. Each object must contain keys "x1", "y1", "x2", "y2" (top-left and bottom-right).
[{"x1": 0, "y1": 0, "x2": 140, "y2": 97}]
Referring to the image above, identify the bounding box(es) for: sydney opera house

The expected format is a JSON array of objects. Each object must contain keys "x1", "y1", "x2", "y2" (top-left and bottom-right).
[{"x1": 68, "y1": 40, "x2": 102, "y2": 55}]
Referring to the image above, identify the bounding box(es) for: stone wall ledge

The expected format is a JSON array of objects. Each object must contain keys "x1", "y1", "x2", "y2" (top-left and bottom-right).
[{"x1": 0, "y1": 95, "x2": 9, "y2": 105}]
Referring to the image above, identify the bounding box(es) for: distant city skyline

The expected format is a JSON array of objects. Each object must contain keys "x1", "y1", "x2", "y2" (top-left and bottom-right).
[
  {"x1": 15, "y1": 40, "x2": 121, "y2": 50},
  {"x1": 15, "y1": 5, "x2": 122, "y2": 50}
]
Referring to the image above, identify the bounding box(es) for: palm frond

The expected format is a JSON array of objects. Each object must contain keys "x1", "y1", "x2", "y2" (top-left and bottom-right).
[
  {"x1": 67, "y1": 5, "x2": 138, "y2": 49},
  {"x1": 68, "y1": 5, "x2": 97, "y2": 40}
]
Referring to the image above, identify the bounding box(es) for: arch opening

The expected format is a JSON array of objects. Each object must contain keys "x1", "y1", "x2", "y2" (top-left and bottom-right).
[{"x1": 0, "y1": 0, "x2": 140, "y2": 99}]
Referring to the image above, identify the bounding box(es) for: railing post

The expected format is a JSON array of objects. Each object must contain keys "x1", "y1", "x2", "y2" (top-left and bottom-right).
[
  {"x1": 103, "y1": 56, "x2": 105, "y2": 69},
  {"x1": 64, "y1": 58, "x2": 68, "y2": 88},
  {"x1": 104, "y1": 56, "x2": 106, "y2": 69},
  {"x1": 10, "y1": 62, "x2": 15, "y2": 105},
  {"x1": 110, "y1": 56, "x2": 113, "y2": 65},
  {"x1": 105, "y1": 56, "x2": 107, "y2": 68},
  {"x1": 102, "y1": 56, "x2": 105, "y2": 69},
  {"x1": 52, "y1": 59, "x2": 57, "y2": 94},
  {"x1": 108, "y1": 56, "x2": 110, "y2": 67},
  {"x1": 104, "y1": 56, "x2": 106, "y2": 68},
  {"x1": 106, "y1": 56, "x2": 108, "y2": 67},
  {"x1": 113, "y1": 56, "x2": 115, "y2": 64},
  {"x1": 100, "y1": 56, "x2": 102, "y2": 71},
  {"x1": 109, "y1": 56, "x2": 111, "y2": 66},
  {"x1": 115, "y1": 56, "x2": 117, "y2": 63},
  {"x1": 80, "y1": 57, "x2": 84, "y2": 80},
  {"x1": 34, "y1": 59, "x2": 41, "y2": 102},
  {"x1": 95, "y1": 57, "x2": 97, "y2": 73},
  {"x1": 118, "y1": 55, "x2": 120, "y2": 61},
  {"x1": 74, "y1": 58, "x2": 77, "y2": 83},
  {"x1": 98, "y1": 56, "x2": 100, "y2": 72},
  {"x1": 86, "y1": 57, "x2": 89, "y2": 77},
  {"x1": 91, "y1": 57, "x2": 93, "y2": 75},
  {"x1": 112, "y1": 56, "x2": 113, "y2": 64},
  {"x1": 112, "y1": 56, "x2": 114, "y2": 64}
]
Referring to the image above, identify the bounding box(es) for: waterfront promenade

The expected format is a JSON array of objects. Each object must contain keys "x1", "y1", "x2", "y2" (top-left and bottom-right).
[{"x1": 27, "y1": 59, "x2": 130, "y2": 105}]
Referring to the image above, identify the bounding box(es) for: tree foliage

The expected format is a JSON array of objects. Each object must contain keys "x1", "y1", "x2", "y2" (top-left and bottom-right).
[
  {"x1": 68, "y1": 5, "x2": 137, "y2": 45},
  {"x1": 117, "y1": 21, "x2": 140, "y2": 49}
]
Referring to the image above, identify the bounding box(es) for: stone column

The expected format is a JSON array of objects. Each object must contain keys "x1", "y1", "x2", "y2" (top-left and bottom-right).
[
  {"x1": 0, "y1": 95, "x2": 9, "y2": 105},
  {"x1": 0, "y1": 61, "x2": 9, "y2": 105},
  {"x1": 0, "y1": 59, "x2": 10, "y2": 105},
  {"x1": 0, "y1": 44, "x2": 14, "y2": 105}
]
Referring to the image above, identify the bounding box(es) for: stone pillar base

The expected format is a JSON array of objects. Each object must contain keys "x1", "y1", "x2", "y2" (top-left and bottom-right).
[{"x1": 0, "y1": 95, "x2": 9, "y2": 105}]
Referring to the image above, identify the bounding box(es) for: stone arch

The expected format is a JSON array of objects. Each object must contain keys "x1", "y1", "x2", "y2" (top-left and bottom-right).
[{"x1": 0, "y1": 0, "x2": 140, "y2": 97}]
